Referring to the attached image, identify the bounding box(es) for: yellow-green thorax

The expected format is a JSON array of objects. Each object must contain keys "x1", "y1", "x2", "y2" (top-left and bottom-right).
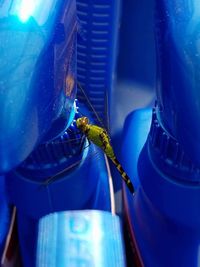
[{"x1": 76, "y1": 117, "x2": 114, "y2": 158}]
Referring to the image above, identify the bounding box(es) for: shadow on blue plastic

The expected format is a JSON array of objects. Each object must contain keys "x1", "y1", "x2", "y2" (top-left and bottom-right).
[
  {"x1": 0, "y1": 176, "x2": 10, "y2": 258},
  {"x1": 37, "y1": 210, "x2": 126, "y2": 267},
  {"x1": 121, "y1": 108, "x2": 152, "y2": 190}
]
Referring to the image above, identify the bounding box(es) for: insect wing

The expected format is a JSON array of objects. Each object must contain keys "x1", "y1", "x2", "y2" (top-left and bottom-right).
[
  {"x1": 41, "y1": 146, "x2": 102, "y2": 186},
  {"x1": 77, "y1": 82, "x2": 110, "y2": 133}
]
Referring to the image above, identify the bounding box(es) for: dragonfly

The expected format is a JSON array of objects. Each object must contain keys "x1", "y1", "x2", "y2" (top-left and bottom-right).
[
  {"x1": 42, "y1": 83, "x2": 135, "y2": 194},
  {"x1": 76, "y1": 116, "x2": 134, "y2": 194},
  {"x1": 76, "y1": 83, "x2": 135, "y2": 194}
]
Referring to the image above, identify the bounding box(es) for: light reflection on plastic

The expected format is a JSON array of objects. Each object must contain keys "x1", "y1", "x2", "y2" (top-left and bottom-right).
[
  {"x1": 17, "y1": 0, "x2": 37, "y2": 23},
  {"x1": 65, "y1": 100, "x2": 76, "y2": 129},
  {"x1": 8, "y1": 0, "x2": 56, "y2": 25}
]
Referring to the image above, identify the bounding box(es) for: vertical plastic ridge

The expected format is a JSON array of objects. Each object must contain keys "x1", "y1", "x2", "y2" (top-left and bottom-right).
[{"x1": 76, "y1": 0, "x2": 120, "y2": 127}]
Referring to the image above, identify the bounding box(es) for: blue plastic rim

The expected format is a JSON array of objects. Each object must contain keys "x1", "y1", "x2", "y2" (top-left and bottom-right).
[{"x1": 0, "y1": 0, "x2": 77, "y2": 173}]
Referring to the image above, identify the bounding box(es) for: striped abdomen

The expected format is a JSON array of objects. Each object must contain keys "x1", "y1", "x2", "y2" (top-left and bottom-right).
[
  {"x1": 82, "y1": 124, "x2": 134, "y2": 194},
  {"x1": 110, "y1": 157, "x2": 134, "y2": 194}
]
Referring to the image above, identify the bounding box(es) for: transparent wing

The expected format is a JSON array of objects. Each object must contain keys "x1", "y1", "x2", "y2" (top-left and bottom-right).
[
  {"x1": 40, "y1": 82, "x2": 111, "y2": 186},
  {"x1": 77, "y1": 82, "x2": 110, "y2": 133},
  {"x1": 41, "y1": 148, "x2": 101, "y2": 186}
]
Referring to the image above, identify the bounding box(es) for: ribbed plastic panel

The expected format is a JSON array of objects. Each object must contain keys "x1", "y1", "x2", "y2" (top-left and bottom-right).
[
  {"x1": 77, "y1": 0, "x2": 121, "y2": 128},
  {"x1": 18, "y1": 109, "x2": 85, "y2": 181},
  {"x1": 148, "y1": 106, "x2": 200, "y2": 183},
  {"x1": 37, "y1": 210, "x2": 126, "y2": 267}
]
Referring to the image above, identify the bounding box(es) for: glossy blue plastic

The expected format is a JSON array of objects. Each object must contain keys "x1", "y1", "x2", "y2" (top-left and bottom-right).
[
  {"x1": 7, "y1": 142, "x2": 111, "y2": 219},
  {"x1": 0, "y1": 0, "x2": 77, "y2": 173},
  {"x1": 117, "y1": 0, "x2": 155, "y2": 87},
  {"x1": 122, "y1": 108, "x2": 200, "y2": 267},
  {"x1": 16, "y1": 108, "x2": 85, "y2": 182},
  {"x1": 8, "y1": 142, "x2": 112, "y2": 267},
  {"x1": 0, "y1": 176, "x2": 10, "y2": 258},
  {"x1": 76, "y1": 0, "x2": 121, "y2": 127},
  {"x1": 155, "y1": 0, "x2": 200, "y2": 165},
  {"x1": 36, "y1": 211, "x2": 126, "y2": 267},
  {"x1": 121, "y1": 1, "x2": 200, "y2": 266},
  {"x1": 122, "y1": 109, "x2": 152, "y2": 191},
  {"x1": 3, "y1": 1, "x2": 122, "y2": 265},
  {"x1": 7, "y1": 123, "x2": 112, "y2": 267}
]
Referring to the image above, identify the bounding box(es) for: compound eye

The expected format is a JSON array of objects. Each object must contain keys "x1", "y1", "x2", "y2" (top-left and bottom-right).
[
  {"x1": 84, "y1": 117, "x2": 89, "y2": 124},
  {"x1": 76, "y1": 118, "x2": 82, "y2": 128}
]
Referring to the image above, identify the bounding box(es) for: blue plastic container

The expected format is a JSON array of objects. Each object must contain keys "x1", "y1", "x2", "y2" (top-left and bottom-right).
[
  {"x1": 122, "y1": 107, "x2": 200, "y2": 267},
  {"x1": 0, "y1": 0, "x2": 77, "y2": 173},
  {"x1": 6, "y1": 108, "x2": 113, "y2": 267},
  {"x1": 155, "y1": 0, "x2": 200, "y2": 165},
  {"x1": 8, "y1": 141, "x2": 113, "y2": 267},
  {"x1": 121, "y1": 2, "x2": 200, "y2": 265},
  {"x1": 3, "y1": 1, "x2": 122, "y2": 266}
]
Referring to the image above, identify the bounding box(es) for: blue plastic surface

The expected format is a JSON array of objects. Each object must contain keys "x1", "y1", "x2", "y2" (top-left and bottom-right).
[
  {"x1": 3, "y1": 1, "x2": 123, "y2": 266},
  {"x1": 120, "y1": 2, "x2": 200, "y2": 266},
  {"x1": 155, "y1": 0, "x2": 200, "y2": 165},
  {"x1": 17, "y1": 108, "x2": 85, "y2": 182},
  {"x1": 0, "y1": 0, "x2": 77, "y2": 172},
  {"x1": 7, "y1": 104, "x2": 112, "y2": 266},
  {"x1": 117, "y1": 0, "x2": 155, "y2": 87},
  {"x1": 37, "y1": 210, "x2": 126, "y2": 267},
  {"x1": 77, "y1": 0, "x2": 121, "y2": 127},
  {"x1": 0, "y1": 176, "x2": 10, "y2": 258},
  {"x1": 122, "y1": 109, "x2": 152, "y2": 190},
  {"x1": 122, "y1": 108, "x2": 200, "y2": 267}
]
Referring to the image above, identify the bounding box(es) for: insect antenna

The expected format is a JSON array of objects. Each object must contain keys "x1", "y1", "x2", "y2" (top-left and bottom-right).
[{"x1": 104, "y1": 90, "x2": 110, "y2": 134}]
